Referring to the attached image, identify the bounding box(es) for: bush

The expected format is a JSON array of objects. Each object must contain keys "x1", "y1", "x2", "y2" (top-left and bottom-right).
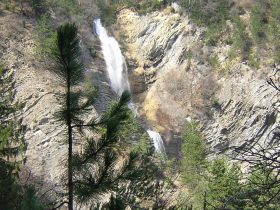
[
  {"x1": 208, "y1": 53, "x2": 219, "y2": 68},
  {"x1": 233, "y1": 13, "x2": 252, "y2": 58},
  {"x1": 152, "y1": 0, "x2": 161, "y2": 10},
  {"x1": 224, "y1": 37, "x2": 234, "y2": 45},
  {"x1": 100, "y1": 4, "x2": 118, "y2": 26},
  {"x1": 204, "y1": 27, "x2": 220, "y2": 46},
  {"x1": 213, "y1": 98, "x2": 220, "y2": 106},
  {"x1": 3, "y1": 3, "x2": 10, "y2": 10},
  {"x1": 250, "y1": 3, "x2": 266, "y2": 44},
  {"x1": 33, "y1": 13, "x2": 56, "y2": 61},
  {"x1": 88, "y1": 45, "x2": 96, "y2": 58},
  {"x1": 228, "y1": 49, "x2": 237, "y2": 62},
  {"x1": 271, "y1": 0, "x2": 280, "y2": 21},
  {"x1": 190, "y1": 0, "x2": 231, "y2": 27},
  {"x1": 248, "y1": 51, "x2": 260, "y2": 70},
  {"x1": 48, "y1": 0, "x2": 80, "y2": 15},
  {"x1": 237, "y1": 5, "x2": 246, "y2": 15}
]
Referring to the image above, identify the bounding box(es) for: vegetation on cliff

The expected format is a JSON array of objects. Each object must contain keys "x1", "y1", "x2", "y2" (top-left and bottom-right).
[{"x1": 1, "y1": 0, "x2": 280, "y2": 209}]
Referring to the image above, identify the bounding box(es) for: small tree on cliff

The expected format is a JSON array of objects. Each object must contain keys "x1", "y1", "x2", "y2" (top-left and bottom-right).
[
  {"x1": 50, "y1": 23, "x2": 143, "y2": 209},
  {"x1": 180, "y1": 120, "x2": 208, "y2": 187}
]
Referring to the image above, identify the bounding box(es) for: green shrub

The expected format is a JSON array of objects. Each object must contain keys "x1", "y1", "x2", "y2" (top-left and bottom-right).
[
  {"x1": 152, "y1": 0, "x2": 161, "y2": 10},
  {"x1": 206, "y1": 110, "x2": 213, "y2": 117},
  {"x1": 208, "y1": 53, "x2": 219, "y2": 68},
  {"x1": 233, "y1": 13, "x2": 252, "y2": 58},
  {"x1": 228, "y1": 49, "x2": 237, "y2": 62},
  {"x1": 48, "y1": 0, "x2": 80, "y2": 15},
  {"x1": 88, "y1": 45, "x2": 96, "y2": 58},
  {"x1": 100, "y1": 4, "x2": 118, "y2": 26},
  {"x1": 271, "y1": 0, "x2": 280, "y2": 21},
  {"x1": 237, "y1": 5, "x2": 246, "y2": 15},
  {"x1": 33, "y1": 13, "x2": 55, "y2": 60},
  {"x1": 204, "y1": 27, "x2": 220, "y2": 46},
  {"x1": 136, "y1": 3, "x2": 141, "y2": 10},
  {"x1": 190, "y1": 1, "x2": 232, "y2": 46},
  {"x1": 190, "y1": 0, "x2": 231, "y2": 27},
  {"x1": 213, "y1": 99, "x2": 220, "y2": 106},
  {"x1": 250, "y1": 3, "x2": 266, "y2": 44},
  {"x1": 248, "y1": 51, "x2": 260, "y2": 70},
  {"x1": 224, "y1": 37, "x2": 234, "y2": 45},
  {"x1": 10, "y1": 3, "x2": 19, "y2": 12},
  {"x1": 3, "y1": 3, "x2": 10, "y2": 10}
]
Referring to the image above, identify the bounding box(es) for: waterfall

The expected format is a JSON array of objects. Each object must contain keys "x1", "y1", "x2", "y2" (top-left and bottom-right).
[
  {"x1": 94, "y1": 19, "x2": 165, "y2": 154},
  {"x1": 94, "y1": 19, "x2": 131, "y2": 96},
  {"x1": 147, "y1": 130, "x2": 166, "y2": 155}
]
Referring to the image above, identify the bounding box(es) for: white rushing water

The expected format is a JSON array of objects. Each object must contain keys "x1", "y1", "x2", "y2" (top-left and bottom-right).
[
  {"x1": 94, "y1": 19, "x2": 165, "y2": 154},
  {"x1": 94, "y1": 19, "x2": 131, "y2": 96},
  {"x1": 147, "y1": 130, "x2": 166, "y2": 155}
]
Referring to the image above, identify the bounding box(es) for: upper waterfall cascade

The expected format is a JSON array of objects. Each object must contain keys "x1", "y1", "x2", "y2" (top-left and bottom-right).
[
  {"x1": 94, "y1": 19, "x2": 131, "y2": 96},
  {"x1": 94, "y1": 19, "x2": 166, "y2": 154}
]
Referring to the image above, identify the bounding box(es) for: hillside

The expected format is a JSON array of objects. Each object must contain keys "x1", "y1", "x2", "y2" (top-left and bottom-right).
[{"x1": 1, "y1": 0, "x2": 280, "y2": 209}]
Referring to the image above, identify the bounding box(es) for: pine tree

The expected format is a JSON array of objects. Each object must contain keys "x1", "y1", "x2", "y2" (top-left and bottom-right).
[
  {"x1": 0, "y1": 63, "x2": 27, "y2": 175},
  {"x1": 0, "y1": 63, "x2": 27, "y2": 209},
  {"x1": 180, "y1": 120, "x2": 208, "y2": 187},
  {"x1": 50, "y1": 22, "x2": 142, "y2": 209},
  {"x1": 233, "y1": 13, "x2": 252, "y2": 58},
  {"x1": 203, "y1": 158, "x2": 245, "y2": 209},
  {"x1": 250, "y1": 3, "x2": 266, "y2": 44}
]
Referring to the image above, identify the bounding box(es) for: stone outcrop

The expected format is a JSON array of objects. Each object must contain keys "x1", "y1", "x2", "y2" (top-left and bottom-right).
[
  {"x1": 1, "y1": 3, "x2": 279, "y2": 193},
  {"x1": 116, "y1": 8, "x2": 279, "y2": 158},
  {"x1": 0, "y1": 9, "x2": 115, "y2": 188}
]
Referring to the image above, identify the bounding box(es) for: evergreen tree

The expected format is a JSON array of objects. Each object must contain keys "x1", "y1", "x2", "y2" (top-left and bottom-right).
[
  {"x1": 22, "y1": 187, "x2": 46, "y2": 210},
  {"x1": 50, "y1": 22, "x2": 143, "y2": 209},
  {"x1": 0, "y1": 63, "x2": 27, "y2": 176},
  {"x1": 250, "y1": 3, "x2": 266, "y2": 44},
  {"x1": 203, "y1": 158, "x2": 245, "y2": 209},
  {"x1": 180, "y1": 120, "x2": 208, "y2": 187},
  {"x1": 0, "y1": 64, "x2": 26, "y2": 209},
  {"x1": 0, "y1": 160, "x2": 22, "y2": 210},
  {"x1": 233, "y1": 13, "x2": 252, "y2": 58}
]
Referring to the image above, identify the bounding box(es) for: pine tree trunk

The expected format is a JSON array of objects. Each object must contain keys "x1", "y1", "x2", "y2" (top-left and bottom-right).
[{"x1": 67, "y1": 73, "x2": 73, "y2": 210}]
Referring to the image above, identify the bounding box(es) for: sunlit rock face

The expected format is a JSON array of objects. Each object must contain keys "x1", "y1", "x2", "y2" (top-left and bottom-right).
[
  {"x1": 117, "y1": 8, "x2": 279, "y2": 158},
  {"x1": 2, "y1": 5, "x2": 279, "y2": 191},
  {"x1": 0, "y1": 10, "x2": 116, "y2": 186}
]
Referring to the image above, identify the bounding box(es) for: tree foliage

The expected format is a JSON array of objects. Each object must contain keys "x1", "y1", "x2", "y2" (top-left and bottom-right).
[
  {"x1": 0, "y1": 63, "x2": 26, "y2": 177},
  {"x1": 250, "y1": 3, "x2": 266, "y2": 44},
  {"x1": 203, "y1": 158, "x2": 245, "y2": 209},
  {"x1": 180, "y1": 120, "x2": 208, "y2": 187},
  {"x1": 232, "y1": 13, "x2": 252, "y2": 58},
  {"x1": 50, "y1": 22, "x2": 169, "y2": 209}
]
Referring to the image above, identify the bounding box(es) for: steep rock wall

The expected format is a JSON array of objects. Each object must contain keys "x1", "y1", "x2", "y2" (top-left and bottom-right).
[
  {"x1": 117, "y1": 8, "x2": 279, "y2": 158},
  {"x1": 0, "y1": 9, "x2": 116, "y2": 188}
]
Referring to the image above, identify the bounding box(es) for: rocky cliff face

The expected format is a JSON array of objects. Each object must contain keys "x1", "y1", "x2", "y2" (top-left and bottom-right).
[
  {"x1": 1, "y1": 3, "x2": 278, "y2": 190},
  {"x1": 116, "y1": 7, "x2": 279, "y2": 158},
  {"x1": 0, "y1": 8, "x2": 115, "y2": 188}
]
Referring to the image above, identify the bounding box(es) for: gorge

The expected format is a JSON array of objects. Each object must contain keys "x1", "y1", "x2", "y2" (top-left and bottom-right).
[
  {"x1": 1, "y1": 0, "x2": 280, "y2": 208},
  {"x1": 1, "y1": 2, "x2": 277, "y2": 182},
  {"x1": 94, "y1": 18, "x2": 167, "y2": 155}
]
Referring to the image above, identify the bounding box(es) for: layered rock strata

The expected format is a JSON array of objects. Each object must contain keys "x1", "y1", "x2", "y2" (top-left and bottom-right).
[{"x1": 117, "y1": 8, "x2": 279, "y2": 158}]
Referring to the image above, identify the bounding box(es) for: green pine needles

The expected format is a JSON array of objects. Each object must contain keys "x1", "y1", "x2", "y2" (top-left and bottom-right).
[
  {"x1": 0, "y1": 63, "x2": 26, "y2": 176},
  {"x1": 50, "y1": 22, "x2": 148, "y2": 209},
  {"x1": 0, "y1": 64, "x2": 27, "y2": 209}
]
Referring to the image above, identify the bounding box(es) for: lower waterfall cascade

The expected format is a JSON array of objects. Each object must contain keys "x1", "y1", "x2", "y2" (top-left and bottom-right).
[
  {"x1": 146, "y1": 129, "x2": 166, "y2": 155},
  {"x1": 94, "y1": 19, "x2": 166, "y2": 154}
]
